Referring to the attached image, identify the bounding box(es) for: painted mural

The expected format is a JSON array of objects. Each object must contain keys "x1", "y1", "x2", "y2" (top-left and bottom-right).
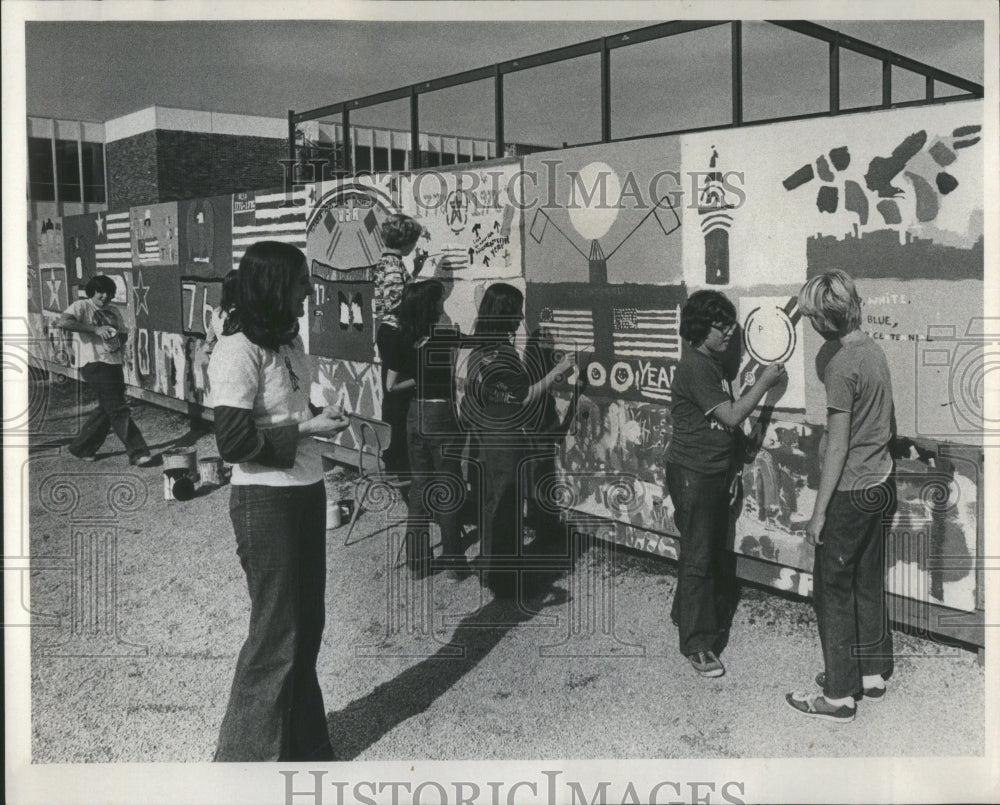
[
  {"x1": 399, "y1": 161, "x2": 523, "y2": 281},
  {"x1": 29, "y1": 99, "x2": 985, "y2": 617}
]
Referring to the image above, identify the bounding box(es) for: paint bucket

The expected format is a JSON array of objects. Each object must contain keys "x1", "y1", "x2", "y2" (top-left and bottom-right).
[
  {"x1": 163, "y1": 470, "x2": 197, "y2": 501},
  {"x1": 198, "y1": 456, "x2": 224, "y2": 487},
  {"x1": 162, "y1": 447, "x2": 197, "y2": 473},
  {"x1": 163, "y1": 448, "x2": 198, "y2": 501}
]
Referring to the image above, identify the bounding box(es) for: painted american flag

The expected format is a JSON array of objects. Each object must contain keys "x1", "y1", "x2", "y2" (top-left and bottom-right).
[
  {"x1": 612, "y1": 306, "x2": 681, "y2": 360},
  {"x1": 136, "y1": 236, "x2": 160, "y2": 264},
  {"x1": 538, "y1": 307, "x2": 595, "y2": 353},
  {"x1": 95, "y1": 212, "x2": 133, "y2": 272},
  {"x1": 232, "y1": 189, "x2": 308, "y2": 270}
]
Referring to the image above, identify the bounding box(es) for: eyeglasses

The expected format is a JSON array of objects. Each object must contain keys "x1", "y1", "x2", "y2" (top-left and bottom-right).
[{"x1": 712, "y1": 321, "x2": 737, "y2": 336}]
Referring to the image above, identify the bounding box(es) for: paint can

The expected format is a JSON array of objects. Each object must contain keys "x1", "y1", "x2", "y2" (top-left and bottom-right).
[
  {"x1": 198, "y1": 456, "x2": 224, "y2": 487},
  {"x1": 163, "y1": 448, "x2": 198, "y2": 501},
  {"x1": 162, "y1": 447, "x2": 197, "y2": 473},
  {"x1": 163, "y1": 470, "x2": 197, "y2": 501}
]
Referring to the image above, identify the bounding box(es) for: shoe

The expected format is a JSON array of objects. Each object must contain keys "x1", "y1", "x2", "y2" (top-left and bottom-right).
[
  {"x1": 68, "y1": 449, "x2": 97, "y2": 461},
  {"x1": 133, "y1": 454, "x2": 155, "y2": 467},
  {"x1": 687, "y1": 650, "x2": 725, "y2": 678},
  {"x1": 785, "y1": 691, "x2": 856, "y2": 722},
  {"x1": 815, "y1": 672, "x2": 886, "y2": 701}
]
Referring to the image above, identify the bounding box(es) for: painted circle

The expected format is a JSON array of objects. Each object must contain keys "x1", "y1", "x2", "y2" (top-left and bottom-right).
[
  {"x1": 567, "y1": 161, "x2": 621, "y2": 241},
  {"x1": 587, "y1": 361, "x2": 607, "y2": 387},
  {"x1": 610, "y1": 361, "x2": 634, "y2": 393},
  {"x1": 743, "y1": 305, "x2": 796, "y2": 365}
]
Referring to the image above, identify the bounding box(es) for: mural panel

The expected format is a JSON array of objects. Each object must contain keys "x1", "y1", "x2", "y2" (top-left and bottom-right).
[
  {"x1": 178, "y1": 195, "x2": 234, "y2": 279},
  {"x1": 523, "y1": 139, "x2": 683, "y2": 285},
  {"x1": 306, "y1": 175, "x2": 400, "y2": 281},
  {"x1": 130, "y1": 202, "x2": 179, "y2": 266},
  {"x1": 308, "y1": 279, "x2": 375, "y2": 362},
  {"x1": 62, "y1": 212, "x2": 99, "y2": 287},
  {"x1": 232, "y1": 187, "x2": 308, "y2": 271},
  {"x1": 399, "y1": 162, "x2": 523, "y2": 280},
  {"x1": 525, "y1": 283, "x2": 685, "y2": 405}
]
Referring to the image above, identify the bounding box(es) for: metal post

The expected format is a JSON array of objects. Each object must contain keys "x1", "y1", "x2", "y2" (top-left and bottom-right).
[
  {"x1": 926, "y1": 75, "x2": 935, "y2": 100},
  {"x1": 410, "y1": 88, "x2": 420, "y2": 170},
  {"x1": 829, "y1": 40, "x2": 840, "y2": 114},
  {"x1": 287, "y1": 110, "x2": 296, "y2": 169},
  {"x1": 882, "y1": 60, "x2": 892, "y2": 107},
  {"x1": 494, "y1": 65, "x2": 505, "y2": 158},
  {"x1": 342, "y1": 104, "x2": 353, "y2": 176},
  {"x1": 731, "y1": 21, "x2": 743, "y2": 126},
  {"x1": 601, "y1": 37, "x2": 611, "y2": 142}
]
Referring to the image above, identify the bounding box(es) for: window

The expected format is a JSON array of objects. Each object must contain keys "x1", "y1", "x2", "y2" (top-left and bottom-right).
[
  {"x1": 55, "y1": 139, "x2": 81, "y2": 202},
  {"x1": 28, "y1": 137, "x2": 55, "y2": 201},
  {"x1": 81, "y1": 142, "x2": 106, "y2": 203},
  {"x1": 373, "y1": 147, "x2": 389, "y2": 172},
  {"x1": 391, "y1": 148, "x2": 406, "y2": 171},
  {"x1": 353, "y1": 147, "x2": 372, "y2": 172}
]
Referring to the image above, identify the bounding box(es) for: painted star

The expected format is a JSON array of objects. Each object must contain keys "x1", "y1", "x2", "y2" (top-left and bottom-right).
[
  {"x1": 132, "y1": 271, "x2": 150, "y2": 316},
  {"x1": 95, "y1": 213, "x2": 105, "y2": 237}
]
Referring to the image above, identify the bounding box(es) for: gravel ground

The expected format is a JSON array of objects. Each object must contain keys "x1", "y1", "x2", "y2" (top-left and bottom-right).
[{"x1": 26, "y1": 378, "x2": 985, "y2": 764}]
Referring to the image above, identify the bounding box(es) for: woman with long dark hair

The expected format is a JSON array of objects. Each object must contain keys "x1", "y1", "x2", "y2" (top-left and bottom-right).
[
  {"x1": 386, "y1": 279, "x2": 469, "y2": 579},
  {"x1": 463, "y1": 282, "x2": 573, "y2": 598},
  {"x1": 208, "y1": 240, "x2": 348, "y2": 761}
]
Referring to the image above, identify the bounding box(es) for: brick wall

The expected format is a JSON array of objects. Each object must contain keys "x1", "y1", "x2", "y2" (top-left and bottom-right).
[
  {"x1": 106, "y1": 130, "x2": 289, "y2": 210},
  {"x1": 106, "y1": 131, "x2": 159, "y2": 210},
  {"x1": 156, "y1": 131, "x2": 289, "y2": 201}
]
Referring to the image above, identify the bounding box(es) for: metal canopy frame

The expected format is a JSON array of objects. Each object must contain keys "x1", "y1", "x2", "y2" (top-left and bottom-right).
[{"x1": 288, "y1": 19, "x2": 983, "y2": 174}]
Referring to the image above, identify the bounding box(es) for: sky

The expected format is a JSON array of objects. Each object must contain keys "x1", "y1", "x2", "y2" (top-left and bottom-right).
[{"x1": 23, "y1": 15, "x2": 985, "y2": 148}]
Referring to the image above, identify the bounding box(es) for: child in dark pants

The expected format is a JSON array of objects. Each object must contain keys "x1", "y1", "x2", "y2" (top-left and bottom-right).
[
  {"x1": 665, "y1": 290, "x2": 785, "y2": 678},
  {"x1": 786, "y1": 269, "x2": 895, "y2": 723}
]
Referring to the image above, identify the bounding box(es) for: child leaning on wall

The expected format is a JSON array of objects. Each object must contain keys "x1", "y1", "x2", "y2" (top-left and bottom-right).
[
  {"x1": 786, "y1": 269, "x2": 896, "y2": 724},
  {"x1": 374, "y1": 214, "x2": 428, "y2": 475}
]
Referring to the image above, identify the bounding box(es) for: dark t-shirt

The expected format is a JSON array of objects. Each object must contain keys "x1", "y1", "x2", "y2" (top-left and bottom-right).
[
  {"x1": 666, "y1": 347, "x2": 737, "y2": 475},
  {"x1": 465, "y1": 344, "x2": 537, "y2": 432},
  {"x1": 383, "y1": 325, "x2": 468, "y2": 401}
]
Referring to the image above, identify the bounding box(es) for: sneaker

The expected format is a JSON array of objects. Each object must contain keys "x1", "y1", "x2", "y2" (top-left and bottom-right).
[
  {"x1": 687, "y1": 650, "x2": 725, "y2": 678},
  {"x1": 815, "y1": 672, "x2": 886, "y2": 701},
  {"x1": 133, "y1": 454, "x2": 155, "y2": 467},
  {"x1": 785, "y1": 691, "x2": 856, "y2": 723}
]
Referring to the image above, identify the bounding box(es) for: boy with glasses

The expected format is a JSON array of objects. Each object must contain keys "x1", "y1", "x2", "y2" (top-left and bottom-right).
[{"x1": 666, "y1": 290, "x2": 786, "y2": 677}]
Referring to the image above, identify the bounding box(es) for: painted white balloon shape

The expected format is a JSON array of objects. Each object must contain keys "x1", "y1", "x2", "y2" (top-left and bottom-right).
[{"x1": 567, "y1": 161, "x2": 622, "y2": 242}]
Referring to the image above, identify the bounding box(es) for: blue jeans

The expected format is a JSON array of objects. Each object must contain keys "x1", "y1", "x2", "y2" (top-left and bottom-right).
[
  {"x1": 69, "y1": 362, "x2": 149, "y2": 461},
  {"x1": 215, "y1": 482, "x2": 333, "y2": 762},
  {"x1": 478, "y1": 442, "x2": 523, "y2": 597},
  {"x1": 813, "y1": 479, "x2": 896, "y2": 699},
  {"x1": 665, "y1": 462, "x2": 735, "y2": 655},
  {"x1": 405, "y1": 401, "x2": 464, "y2": 569}
]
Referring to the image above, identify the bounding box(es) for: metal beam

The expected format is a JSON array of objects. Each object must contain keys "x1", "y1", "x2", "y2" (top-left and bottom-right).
[
  {"x1": 731, "y1": 21, "x2": 742, "y2": 126},
  {"x1": 601, "y1": 38, "x2": 611, "y2": 143},
  {"x1": 494, "y1": 66, "x2": 504, "y2": 158},
  {"x1": 410, "y1": 89, "x2": 420, "y2": 170},
  {"x1": 498, "y1": 38, "x2": 602, "y2": 74},
  {"x1": 770, "y1": 20, "x2": 984, "y2": 96},
  {"x1": 605, "y1": 20, "x2": 726, "y2": 49},
  {"x1": 342, "y1": 105, "x2": 352, "y2": 176},
  {"x1": 415, "y1": 65, "x2": 496, "y2": 95},
  {"x1": 829, "y1": 39, "x2": 840, "y2": 114}
]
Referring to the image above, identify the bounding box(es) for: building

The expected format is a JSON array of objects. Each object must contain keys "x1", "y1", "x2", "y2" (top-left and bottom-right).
[{"x1": 28, "y1": 106, "x2": 552, "y2": 214}]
